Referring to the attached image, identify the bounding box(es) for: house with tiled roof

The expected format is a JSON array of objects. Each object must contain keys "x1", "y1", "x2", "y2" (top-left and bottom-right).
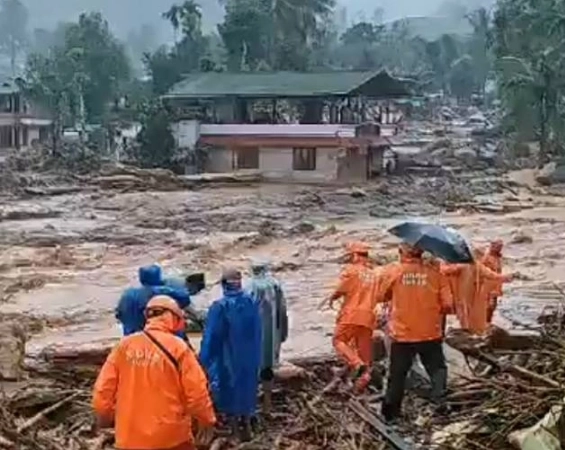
[
  {"x1": 163, "y1": 70, "x2": 412, "y2": 182},
  {"x1": 0, "y1": 80, "x2": 52, "y2": 152}
]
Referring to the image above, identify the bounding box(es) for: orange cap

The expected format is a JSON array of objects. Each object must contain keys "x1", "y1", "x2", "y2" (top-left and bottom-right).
[
  {"x1": 145, "y1": 295, "x2": 184, "y2": 319},
  {"x1": 346, "y1": 241, "x2": 370, "y2": 255}
]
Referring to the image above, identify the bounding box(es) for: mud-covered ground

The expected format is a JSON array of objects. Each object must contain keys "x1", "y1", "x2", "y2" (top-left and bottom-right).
[{"x1": 0, "y1": 168, "x2": 564, "y2": 367}]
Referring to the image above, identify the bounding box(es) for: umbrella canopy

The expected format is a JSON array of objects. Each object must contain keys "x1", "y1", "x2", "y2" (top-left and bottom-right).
[{"x1": 388, "y1": 221, "x2": 473, "y2": 264}]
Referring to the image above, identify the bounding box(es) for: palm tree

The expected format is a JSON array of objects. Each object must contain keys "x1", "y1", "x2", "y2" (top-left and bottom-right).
[
  {"x1": 163, "y1": 4, "x2": 181, "y2": 43},
  {"x1": 267, "y1": 0, "x2": 334, "y2": 67},
  {"x1": 178, "y1": 0, "x2": 203, "y2": 41},
  {"x1": 466, "y1": 7, "x2": 492, "y2": 97}
]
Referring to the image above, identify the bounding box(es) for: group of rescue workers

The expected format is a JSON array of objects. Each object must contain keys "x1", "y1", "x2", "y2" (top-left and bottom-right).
[{"x1": 91, "y1": 239, "x2": 511, "y2": 450}]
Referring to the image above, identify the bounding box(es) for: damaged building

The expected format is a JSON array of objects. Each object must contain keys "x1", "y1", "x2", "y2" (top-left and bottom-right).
[{"x1": 163, "y1": 70, "x2": 412, "y2": 183}]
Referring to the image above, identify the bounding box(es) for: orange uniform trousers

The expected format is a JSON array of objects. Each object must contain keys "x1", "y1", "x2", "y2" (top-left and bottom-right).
[{"x1": 332, "y1": 322, "x2": 373, "y2": 369}]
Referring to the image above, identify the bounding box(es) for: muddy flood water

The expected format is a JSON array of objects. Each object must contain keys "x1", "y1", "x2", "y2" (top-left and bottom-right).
[{"x1": 1, "y1": 170, "x2": 564, "y2": 365}]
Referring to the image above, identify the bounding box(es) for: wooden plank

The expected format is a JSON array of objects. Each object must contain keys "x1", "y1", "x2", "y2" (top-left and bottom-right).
[{"x1": 349, "y1": 400, "x2": 416, "y2": 450}]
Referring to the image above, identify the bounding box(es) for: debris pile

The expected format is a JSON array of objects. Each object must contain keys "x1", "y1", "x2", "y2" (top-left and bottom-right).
[
  {"x1": 14, "y1": 352, "x2": 396, "y2": 450},
  {"x1": 0, "y1": 382, "x2": 110, "y2": 450},
  {"x1": 7, "y1": 313, "x2": 565, "y2": 450},
  {"x1": 218, "y1": 359, "x2": 392, "y2": 450},
  {"x1": 419, "y1": 315, "x2": 565, "y2": 450}
]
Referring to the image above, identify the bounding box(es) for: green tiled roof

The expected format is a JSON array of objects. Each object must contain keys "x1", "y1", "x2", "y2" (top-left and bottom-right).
[{"x1": 165, "y1": 70, "x2": 411, "y2": 99}]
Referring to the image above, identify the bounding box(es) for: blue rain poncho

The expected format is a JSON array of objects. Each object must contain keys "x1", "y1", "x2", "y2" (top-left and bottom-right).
[
  {"x1": 245, "y1": 262, "x2": 288, "y2": 370},
  {"x1": 199, "y1": 282, "x2": 262, "y2": 417},
  {"x1": 115, "y1": 265, "x2": 191, "y2": 336}
]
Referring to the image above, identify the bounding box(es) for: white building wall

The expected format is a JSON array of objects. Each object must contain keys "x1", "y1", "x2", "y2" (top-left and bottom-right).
[
  {"x1": 259, "y1": 147, "x2": 339, "y2": 182},
  {"x1": 173, "y1": 120, "x2": 200, "y2": 148},
  {"x1": 28, "y1": 127, "x2": 40, "y2": 144}
]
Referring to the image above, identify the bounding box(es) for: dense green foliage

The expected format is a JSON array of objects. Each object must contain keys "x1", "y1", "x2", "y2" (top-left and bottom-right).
[
  {"x1": 22, "y1": 12, "x2": 130, "y2": 128},
  {"x1": 4, "y1": 0, "x2": 563, "y2": 164},
  {"x1": 493, "y1": 0, "x2": 565, "y2": 163},
  {"x1": 132, "y1": 100, "x2": 177, "y2": 169}
]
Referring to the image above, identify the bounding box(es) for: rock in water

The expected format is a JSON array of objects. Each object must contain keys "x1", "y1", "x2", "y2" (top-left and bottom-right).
[
  {"x1": 511, "y1": 229, "x2": 533, "y2": 244},
  {"x1": 0, "y1": 320, "x2": 26, "y2": 380},
  {"x1": 536, "y1": 161, "x2": 565, "y2": 186},
  {"x1": 454, "y1": 148, "x2": 478, "y2": 165}
]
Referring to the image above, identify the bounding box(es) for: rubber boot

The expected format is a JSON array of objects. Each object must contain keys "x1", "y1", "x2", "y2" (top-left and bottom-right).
[
  {"x1": 354, "y1": 366, "x2": 371, "y2": 394},
  {"x1": 239, "y1": 417, "x2": 252, "y2": 442},
  {"x1": 228, "y1": 416, "x2": 240, "y2": 441},
  {"x1": 262, "y1": 380, "x2": 273, "y2": 415}
]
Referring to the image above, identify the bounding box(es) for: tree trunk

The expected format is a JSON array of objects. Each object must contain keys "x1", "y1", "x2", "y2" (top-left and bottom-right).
[
  {"x1": 538, "y1": 91, "x2": 547, "y2": 168},
  {"x1": 10, "y1": 38, "x2": 16, "y2": 77}
]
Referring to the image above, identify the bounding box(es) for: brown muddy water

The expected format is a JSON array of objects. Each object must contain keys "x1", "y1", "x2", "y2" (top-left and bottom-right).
[{"x1": 1, "y1": 174, "x2": 564, "y2": 363}]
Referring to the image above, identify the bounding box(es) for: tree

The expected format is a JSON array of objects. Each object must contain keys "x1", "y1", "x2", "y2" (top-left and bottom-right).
[
  {"x1": 0, "y1": 0, "x2": 28, "y2": 75},
  {"x1": 144, "y1": 47, "x2": 183, "y2": 95},
  {"x1": 466, "y1": 7, "x2": 491, "y2": 96},
  {"x1": 335, "y1": 22, "x2": 382, "y2": 70},
  {"x1": 269, "y1": 0, "x2": 335, "y2": 70},
  {"x1": 423, "y1": 34, "x2": 462, "y2": 94},
  {"x1": 493, "y1": 0, "x2": 565, "y2": 164},
  {"x1": 63, "y1": 13, "x2": 131, "y2": 122},
  {"x1": 163, "y1": 1, "x2": 203, "y2": 42},
  {"x1": 134, "y1": 101, "x2": 177, "y2": 169},
  {"x1": 163, "y1": 4, "x2": 182, "y2": 43},
  {"x1": 146, "y1": 1, "x2": 214, "y2": 95},
  {"x1": 217, "y1": 0, "x2": 270, "y2": 70},
  {"x1": 21, "y1": 48, "x2": 88, "y2": 154},
  {"x1": 217, "y1": 0, "x2": 335, "y2": 71},
  {"x1": 449, "y1": 55, "x2": 476, "y2": 99},
  {"x1": 31, "y1": 23, "x2": 71, "y2": 56}
]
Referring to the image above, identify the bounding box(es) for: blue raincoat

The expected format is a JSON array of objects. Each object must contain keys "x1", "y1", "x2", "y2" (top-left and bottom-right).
[
  {"x1": 245, "y1": 264, "x2": 288, "y2": 370},
  {"x1": 115, "y1": 265, "x2": 191, "y2": 337},
  {"x1": 199, "y1": 283, "x2": 262, "y2": 417}
]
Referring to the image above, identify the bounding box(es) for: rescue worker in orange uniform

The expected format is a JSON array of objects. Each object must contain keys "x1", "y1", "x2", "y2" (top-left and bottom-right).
[
  {"x1": 441, "y1": 256, "x2": 511, "y2": 335},
  {"x1": 481, "y1": 240, "x2": 504, "y2": 323},
  {"x1": 92, "y1": 296, "x2": 216, "y2": 450},
  {"x1": 321, "y1": 242, "x2": 380, "y2": 393},
  {"x1": 376, "y1": 243, "x2": 453, "y2": 422}
]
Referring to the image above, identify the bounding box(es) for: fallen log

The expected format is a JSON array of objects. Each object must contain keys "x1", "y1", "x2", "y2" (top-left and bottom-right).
[
  {"x1": 17, "y1": 392, "x2": 81, "y2": 433},
  {"x1": 461, "y1": 349, "x2": 560, "y2": 388},
  {"x1": 23, "y1": 186, "x2": 85, "y2": 196},
  {"x1": 487, "y1": 327, "x2": 541, "y2": 351}
]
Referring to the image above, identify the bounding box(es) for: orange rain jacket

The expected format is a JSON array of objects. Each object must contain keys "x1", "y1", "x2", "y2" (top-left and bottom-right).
[
  {"x1": 375, "y1": 256, "x2": 453, "y2": 342},
  {"x1": 331, "y1": 243, "x2": 382, "y2": 370},
  {"x1": 481, "y1": 250, "x2": 503, "y2": 297},
  {"x1": 441, "y1": 261, "x2": 508, "y2": 335},
  {"x1": 333, "y1": 245, "x2": 381, "y2": 330},
  {"x1": 92, "y1": 313, "x2": 216, "y2": 450}
]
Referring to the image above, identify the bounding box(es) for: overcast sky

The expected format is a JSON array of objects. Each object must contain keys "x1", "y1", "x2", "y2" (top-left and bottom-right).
[{"x1": 22, "y1": 0, "x2": 495, "y2": 41}]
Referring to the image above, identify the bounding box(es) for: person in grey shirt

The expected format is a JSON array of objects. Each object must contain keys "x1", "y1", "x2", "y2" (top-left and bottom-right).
[{"x1": 245, "y1": 260, "x2": 288, "y2": 414}]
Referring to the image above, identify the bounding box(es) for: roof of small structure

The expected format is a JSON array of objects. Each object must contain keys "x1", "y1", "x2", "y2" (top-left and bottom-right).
[
  {"x1": 165, "y1": 70, "x2": 412, "y2": 99},
  {"x1": 0, "y1": 80, "x2": 18, "y2": 95}
]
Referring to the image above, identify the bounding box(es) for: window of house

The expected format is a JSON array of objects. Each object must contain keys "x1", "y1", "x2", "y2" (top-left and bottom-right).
[
  {"x1": 39, "y1": 127, "x2": 49, "y2": 143},
  {"x1": 233, "y1": 147, "x2": 259, "y2": 169},
  {"x1": 22, "y1": 127, "x2": 28, "y2": 147},
  {"x1": 0, "y1": 126, "x2": 13, "y2": 148},
  {"x1": 0, "y1": 95, "x2": 10, "y2": 113},
  {"x1": 293, "y1": 147, "x2": 316, "y2": 171}
]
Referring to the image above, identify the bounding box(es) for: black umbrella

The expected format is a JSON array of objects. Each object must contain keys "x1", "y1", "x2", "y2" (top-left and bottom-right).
[{"x1": 388, "y1": 221, "x2": 473, "y2": 264}]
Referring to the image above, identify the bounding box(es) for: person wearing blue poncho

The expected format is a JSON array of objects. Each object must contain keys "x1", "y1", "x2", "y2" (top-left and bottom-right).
[
  {"x1": 115, "y1": 264, "x2": 192, "y2": 339},
  {"x1": 199, "y1": 267, "x2": 262, "y2": 441}
]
